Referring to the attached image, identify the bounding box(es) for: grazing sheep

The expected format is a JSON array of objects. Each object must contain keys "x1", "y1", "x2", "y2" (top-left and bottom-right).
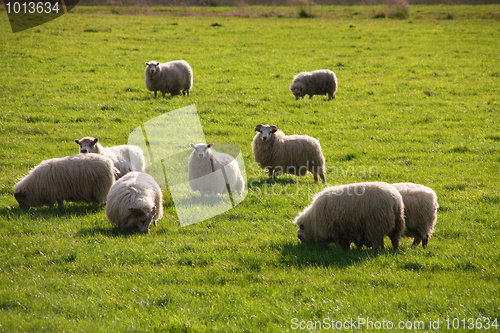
[
  {"x1": 391, "y1": 182, "x2": 438, "y2": 248},
  {"x1": 14, "y1": 154, "x2": 116, "y2": 209},
  {"x1": 75, "y1": 137, "x2": 145, "y2": 179},
  {"x1": 145, "y1": 60, "x2": 193, "y2": 98},
  {"x1": 290, "y1": 70, "x2": 337, "y2": 100},
  {"x1": 106, "y1": 172, "x2": 163, "y2": 234},
  {"x1": 188, "y1": 143, "x2": 245, "y2": 196},
  {"x1": 252, "y1": 124, "x2": 326, "y2": 184},
  {"x1": 293, "y1": 182, "x2": 405, "y2": 252}
]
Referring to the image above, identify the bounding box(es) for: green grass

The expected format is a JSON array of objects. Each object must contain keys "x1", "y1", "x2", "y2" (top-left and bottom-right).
[{"x1": 1, "y1": 5, "x2": 499, "y2": 332}]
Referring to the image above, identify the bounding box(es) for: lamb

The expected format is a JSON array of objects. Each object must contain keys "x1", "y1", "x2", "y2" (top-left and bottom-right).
[
  {"x1": 14, "y1": 154, "x2": 116, "y2": 209},
  {"x1": 252, "y1": 124, "x2": 326, "y2": 184},
  {"x1": 289, "y1": 70, "x2": 337, "y2": 100},
  {"x1": 145, "y1": 60, "x2": 193, "y2": 98},
  {"x1": 188, "y1": 143, "x2": 245, "y2": 196},
  {"x1": 391, "y1": 182, "x2": 438, "y2": 248},
  {"x1": 293, "y1": 182, "x2": 405, "y2": 252},
  {"x1": 75, "y1": 137, "x2": 145, "y2": 179},
  {"x1": 106, "y1": 172, "x2": 163, "y2": 234}
]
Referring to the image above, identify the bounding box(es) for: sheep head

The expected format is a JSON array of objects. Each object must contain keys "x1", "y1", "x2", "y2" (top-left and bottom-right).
[
  {"x1": 254, "y1": 124, "x2": 277, "y2": 142},
  {"x1": 75, "y1": 137, "x2": 99, "y2": 154},
  {"x1": 145, "y1": 61, "x2": 160, "y2": 74},
  {"x1": 190, "y1": 143, "x2": 214, "y2": 159},
  {"x1": 128, "y1": 206, "x2": 157, "y2": 234}
]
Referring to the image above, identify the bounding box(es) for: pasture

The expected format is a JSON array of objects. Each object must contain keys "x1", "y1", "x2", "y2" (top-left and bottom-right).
[{"x1": 0, "y1": 4, "x2": 499, "y2": 331}]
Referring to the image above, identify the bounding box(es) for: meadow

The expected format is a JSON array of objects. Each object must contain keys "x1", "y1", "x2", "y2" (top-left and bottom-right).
[{"x1": 0, "y1": 4, "x2": 499, "y2": 332}]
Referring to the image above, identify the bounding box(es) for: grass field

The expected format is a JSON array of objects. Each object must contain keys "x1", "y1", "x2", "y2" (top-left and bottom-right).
[{"x1": 1, "y1": 4, "x2": 499, "y2": 332}]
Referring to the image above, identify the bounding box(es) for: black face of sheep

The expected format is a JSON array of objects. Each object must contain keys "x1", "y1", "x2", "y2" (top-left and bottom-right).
[{"x1": 254, "y1": 124, "x2": 278, "y2": 142}]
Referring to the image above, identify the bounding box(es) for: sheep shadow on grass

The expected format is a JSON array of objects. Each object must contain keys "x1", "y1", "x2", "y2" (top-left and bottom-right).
[
  {"x1": 75, "y1": 226, "x2": 145, "y2": 238},
  {"x1": 281, "y1": 241, "x2": 394, "y2": 268},
  {"x1": 3, "y1": 204, "x2": 101, "y2": 220}
]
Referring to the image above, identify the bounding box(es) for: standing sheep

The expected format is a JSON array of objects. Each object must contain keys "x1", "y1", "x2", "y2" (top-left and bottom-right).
[
  {"x1": 75, "y1": 137, "x2": 145, "y2": 179},
  {"x1": 289, "y1": 70, "x2": 337, "y2": 100},
  {"x1": 106, "y1": 172, "x2": 163, "y2": 234},
  {"x1": 252, "y1": 124, "x2": 326, "y2": 184},
  {"x1": 188, "y1": 143, "x2": 245, "y2": 196},
  {"x1": 391, "y1": 182, "x2": 438, "y2": 248},
  {"x1": 293, "y1": 182, "x2": 405, "y2": 252},
  {"x1": 145, "y1": 60, "x2": 193, "y2": 98},
  {"x1": 14, "y1": 154, "x2": 116, "y2": 209}
]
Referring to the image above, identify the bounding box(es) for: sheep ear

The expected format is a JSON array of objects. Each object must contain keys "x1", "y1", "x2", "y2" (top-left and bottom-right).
[
  {"x1": 207, "y1": 143, "x2": 214, "y2": 148},
  {"x1": 155, "y1": 62, "x2": 159, "y2": 66},
  {"x1": 270, "y1": 125, "x2": 278, "y2": 133},
  {"x1": 145, "y1": 62, "x2": 149, "y2": 66},
  {"x1": 92, "y1": 138, "x2": 99, "y2": 146},
  {"x1": 190, "y1": 143, "x2": 196, "y2": 149},
  {"x1": 254, "y1": 124, "x2": 263, "y2": 132},
  {"x1": 74, "y1": 139, "x2": 80, "y2": 145}
]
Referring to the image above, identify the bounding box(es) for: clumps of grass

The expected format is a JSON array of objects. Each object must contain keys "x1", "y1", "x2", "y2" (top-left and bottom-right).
[{"x1": 372, "y1": 0, "x2": 410, "y2": 20}]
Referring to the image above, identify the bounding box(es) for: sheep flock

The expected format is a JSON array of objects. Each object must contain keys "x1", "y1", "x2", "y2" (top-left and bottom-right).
[{"x1": 12, "y1": 58, "x2": 440, "y2": 250}]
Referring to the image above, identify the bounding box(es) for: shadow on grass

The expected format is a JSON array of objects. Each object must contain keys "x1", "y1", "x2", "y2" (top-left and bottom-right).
[
  {"x1": 75, "y1": 226, "x2": 142, "y2": 238},
  {"x1": 249, "y1": 178, "x2": 298, "y2": 187},
  {"x1": 281, "y1": 241, "x2": 388, "y2": 268},
  {"x1": 1, "y1": 204, "x2": 101, "y2": 220}
]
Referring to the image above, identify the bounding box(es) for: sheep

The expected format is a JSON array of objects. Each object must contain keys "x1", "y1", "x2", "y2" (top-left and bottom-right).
[
  {"x1": 14, "y1": 154, "x2": 116, "y2": 210},
  {"x1": 106, "y1": 172, "x2": 163, "y2": 234},
  {"x1": 145, "y1": 60, "x2": 193, "y2": 98},
  {"x1": 293, "y1": 182, "x2": 405, "y2": 252},
  {"x1": 252, "y1": 124, "x2": 326, "y2": 184},
  {"x1": 188, "y1": 143, "x2": 245, "y2": 196},
  {"x1": 391, "y1": 182, "x2": 438, "y2": 248},
  {"x1": 289, "y1": 70, "x2": 337, "y2": 100},
  {"x1": 75, "y1": 137, "x2": 146, "y2": 179}
]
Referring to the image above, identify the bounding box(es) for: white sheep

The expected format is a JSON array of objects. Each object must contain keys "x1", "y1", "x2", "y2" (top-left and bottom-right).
[
  {"x1": 252, "y1": 124, "x2": 326, "y2": 184},
  {"x1": 391, "y1": 182, "x2": 438, "y2": 248},
  {"x1": 14, "y1": 154, "x2": 116, "y2": 209},
  {"x1": 106, "y1": 172, "x2": 163, "y2": 234},
  {"x1": 188, "y1": 143, "x2": 245, "y2": 196},
  {"x1": 289, "y1": 70, "x2": 337, "y2": 100},
  {"x1": 75, "y1": 137, "x2": 145, "y2": 179},
  {"x1": 145, "y1": 60, "x2": 193, "y2": 98},
  {"x1": 293, "y1": 182, "x2": 405, "y2": 252}
]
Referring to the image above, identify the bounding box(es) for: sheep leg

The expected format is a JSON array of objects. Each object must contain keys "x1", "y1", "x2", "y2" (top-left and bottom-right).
[
  {"x1": 389, "y1": 234, "x2": 400, "y2": 251},
  {"x1": 336, "y1": 239, "x2": 351, "y2": 250},
  {"x1": 162, "y1": 92, "x2": 166, "y2": 98},
  {"x1": 320, "y1": 173, "x2": 326, "y2": 184},
  {"x1": 57, "y1": 200, "x2": 64, "y2": 209},
  {"x1": 154, "y1": 91, "x2": 157, "y2": 98},
  {"x1": 421, "y1": 235, "x2": 429, "y2": 248},
  {"x1": 412, "y1": 236, "x2": 422, "y2": 248},
  {"x1": 268, "y1": 168, "x2": 274, "y2": 181}
]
